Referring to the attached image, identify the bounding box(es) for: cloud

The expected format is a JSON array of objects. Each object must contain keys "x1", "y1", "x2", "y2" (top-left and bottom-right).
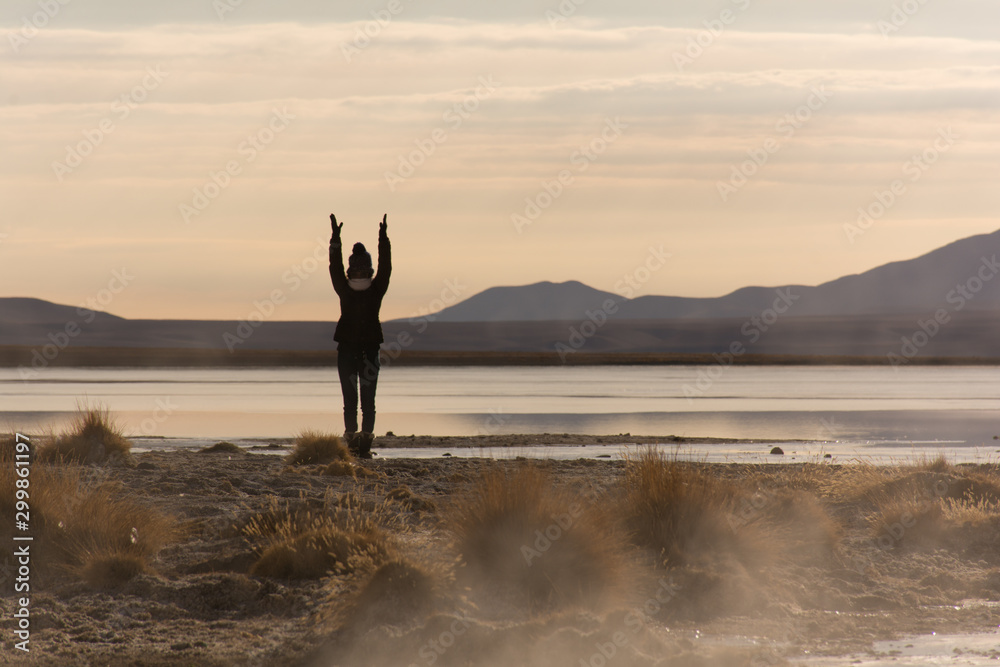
[{"x1": 3, "y1": 0, "x2": 999, "y2": 39}]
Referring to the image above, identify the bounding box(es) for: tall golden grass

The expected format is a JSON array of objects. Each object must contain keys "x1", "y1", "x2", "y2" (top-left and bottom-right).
[
  {"x1": 848, "y1": 457, "x2": 1000, "y2": 551},
  {"x1": 617, "y1": 449, "x2": 844, "y2": 570},
  {"x1": 243, "y1": 495, "x2": 394, "y2": 579},
  {"x1": 0, "y1": 463, "x2": 176, "y2": 588},
  {"x1": 618, "y1": 448, "x2": 748, "y2": 566}
]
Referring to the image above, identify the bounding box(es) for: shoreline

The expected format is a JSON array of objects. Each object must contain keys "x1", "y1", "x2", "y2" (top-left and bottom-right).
[
  {"x1": 128, "y1": 433, "x2": 814, "y2": 449},
  {"x1": 3, "y1": 345, "x2": 1000, "y2": 368},
  {"x1": 121, "y1": 434, "x2": 1000, "y2": 467}
]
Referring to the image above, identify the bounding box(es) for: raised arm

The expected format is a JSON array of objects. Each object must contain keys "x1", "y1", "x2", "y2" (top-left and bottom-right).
[
  {"x1": 375, "y1": 214, "x2": 391, "y2": 292},
  {"x1": 329, "y1": 214, "x2": 348, "y2": 295}
]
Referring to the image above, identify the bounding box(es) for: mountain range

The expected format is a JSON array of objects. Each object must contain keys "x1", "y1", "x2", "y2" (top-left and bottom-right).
[
  {"x1": 2, "y1": 228, "x2": 999, "y2": 359},
  {"x1": 421, "y1": 228, "x2": 1000, "y2": 322}
]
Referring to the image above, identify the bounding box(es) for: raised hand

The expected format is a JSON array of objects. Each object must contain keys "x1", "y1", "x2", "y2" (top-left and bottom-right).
[
  {"x1": 330, "y1": 214, "x2": 343, "y2": 242},
  {"x1": 379, "y1": 214, "x2": 387, "y2": 237}
]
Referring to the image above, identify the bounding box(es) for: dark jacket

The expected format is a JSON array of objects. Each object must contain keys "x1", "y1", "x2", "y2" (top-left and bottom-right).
[{"x1": 329, "y1": 230, "x2": 391, "y2": 345}]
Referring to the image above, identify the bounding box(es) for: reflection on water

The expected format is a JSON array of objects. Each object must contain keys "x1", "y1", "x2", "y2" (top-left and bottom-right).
[{"x1": 2, "y1": 366, "x2": 998, "y2": 448}]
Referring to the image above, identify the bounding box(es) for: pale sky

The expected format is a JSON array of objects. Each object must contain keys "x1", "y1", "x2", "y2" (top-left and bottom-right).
[{"x1": 2, "y1": 0, "x2": 998, "y2": 321}]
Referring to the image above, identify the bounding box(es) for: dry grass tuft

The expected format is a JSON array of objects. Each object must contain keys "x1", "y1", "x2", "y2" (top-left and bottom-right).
[
  {"x1": 321, "y1": 460, "x2": 381, "y2": 479},
  {"x1": 234, "y1": 495, "x2": 316, "y2": 538},
  {"x1": 250, "y1": 524, "x2": 386, "y2": 579},
  {"x1": 244, "y1": 496, "x2": 394, "y2": 579},
  {"x1": 355, "y1": 466, "x2": 381, "y2": 480},
  {"x1": 943, "y1": 495, "x2": 1000, "y2": 525},
  {"x1": 619, "y1": 448, "x2": 761, "y2": 567},
  {"x1": 856, "y1": 460, "x2": 1000, "y2": 514},
  {"x1": 940, "y1": 496, "x2": 1000, "y2": 558},
  {"x1": 323, "y1": 460, "x2": 357, "y2": 478},
  {"x1": 37, "y1": 406, "x2": 133, "y2": 465},
  {"x1": 867, "y1": 498, "x2": 946, "y2": 549},
  {"x1": 78, "y1": 551, "x2": 149, "y2": 589},
  {"x1": 0, "y1": 464, "x2": 176, "y2": 586},
  {"x1": 448, "y1": 464, "x2": 622, "y2": 610},
  {"x1": 946, "y1": 470, "x2": 1000, "y2": 505},
  {"x1": 855, "y1": 464, "x2": 1000, "y2": 555},
  {"x1": 286, "y1": 431, "x2": 352, "y2": 466},
  {"x1": 845, "y1": 460, "x2": 1000, "y2": 509},
  {"x1": 915, "y1": 454, "x2": 952, "y2": 473},
  {"x1": 815, "y1": 462, "x2": 895, "y2": 505},
  {"x1": 752, "y1": 489, "x2": 842, "y2": 560},
  {"x1": 849, "y1": 462, "x2": 1000, "y2": 553},
  {"x1": 386, "y1": 486, "x2": 438, "y2": 513}
]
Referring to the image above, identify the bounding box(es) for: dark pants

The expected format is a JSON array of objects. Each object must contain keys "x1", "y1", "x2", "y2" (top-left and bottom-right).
[{"x1": 337, "y1": 343, "x2": 381, "y2": 433}]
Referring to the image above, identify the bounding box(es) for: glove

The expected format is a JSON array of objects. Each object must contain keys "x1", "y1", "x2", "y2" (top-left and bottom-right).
[{"x1": 330, "y1": 214, "x2": 343, "y2": 247}]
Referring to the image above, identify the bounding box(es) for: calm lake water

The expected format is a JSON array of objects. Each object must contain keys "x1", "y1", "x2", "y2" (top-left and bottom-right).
[{"x1": 3, "y1": 365, "x2": 999, "y2": 463}]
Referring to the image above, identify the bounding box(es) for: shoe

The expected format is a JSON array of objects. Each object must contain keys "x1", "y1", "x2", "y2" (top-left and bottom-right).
[
  {"x1": 344, "y1": 432, "x2": 361, "y2": 456},
  {"x1": 357, "y1": 432, "x2": 374, "y2": 460}
]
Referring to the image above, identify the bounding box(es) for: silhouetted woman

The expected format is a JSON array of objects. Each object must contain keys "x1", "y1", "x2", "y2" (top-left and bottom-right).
[{"x1": 329, "y1": 213, "x2": 391, "y2": 459}]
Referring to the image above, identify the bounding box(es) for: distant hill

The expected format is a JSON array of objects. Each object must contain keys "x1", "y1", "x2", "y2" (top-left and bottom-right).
[
  {"x1": 0, "y1": 297, "x2": 123, "y2": 325},
  {"x1": 425, "y1": 280, "x2": 621, "y2": 322},
  {"x1": 422, "y1": 228, "x2": 1000, "y2": 322}
]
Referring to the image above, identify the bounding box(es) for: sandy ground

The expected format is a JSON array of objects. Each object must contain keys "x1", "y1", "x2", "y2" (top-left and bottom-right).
[{"x1": 3, "y1": 436, "x2": 1000, "y2": 666}]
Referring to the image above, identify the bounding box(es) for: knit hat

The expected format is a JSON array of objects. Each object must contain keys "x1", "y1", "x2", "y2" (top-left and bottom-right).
[{"x1": 348, "y1": 242, "x2": 373, "y2": 275}]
